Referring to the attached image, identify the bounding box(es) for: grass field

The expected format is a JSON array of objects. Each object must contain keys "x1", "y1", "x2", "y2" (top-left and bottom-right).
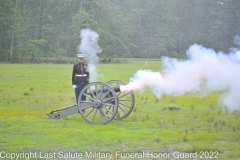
[{"x1": 0, "y1": 60, "x2": 240, "y2": 160}]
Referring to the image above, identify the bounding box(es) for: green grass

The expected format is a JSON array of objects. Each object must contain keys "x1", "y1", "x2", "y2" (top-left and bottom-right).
[{"x1": 0, "y1": 61, "x2": 240, "y2": 160}]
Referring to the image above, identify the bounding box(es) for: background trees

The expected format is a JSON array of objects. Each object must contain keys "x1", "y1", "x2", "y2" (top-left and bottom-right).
[{"x1": 1, "y1": 0, "x2": 240, "y2": 62}]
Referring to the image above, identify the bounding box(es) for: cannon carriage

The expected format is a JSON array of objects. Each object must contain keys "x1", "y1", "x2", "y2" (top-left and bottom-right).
[{"x1": 47, "y1": 80, "x2": 134, "y2": 124}]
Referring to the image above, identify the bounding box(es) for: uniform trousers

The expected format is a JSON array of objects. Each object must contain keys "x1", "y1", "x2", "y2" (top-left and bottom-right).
[{"x1": 75, "y1": 84, "x2": 87, "y2": 103}]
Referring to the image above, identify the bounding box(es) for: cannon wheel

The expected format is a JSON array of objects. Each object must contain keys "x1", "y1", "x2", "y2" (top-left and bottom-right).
[
  {"x1": 106, "y1": 80, "x2": 135, "y2": 120},
  {"x1": 78, "y1": 82, "x2": 118, "y2": 124}
]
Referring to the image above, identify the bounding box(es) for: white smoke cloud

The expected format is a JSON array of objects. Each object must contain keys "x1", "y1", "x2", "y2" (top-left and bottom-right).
[
  {"x1": 78, "y1": 28, "x2": 102, "y2": 82},
  {"x1": 124, "y1": 39, "x2": 240, "y2": 111}
]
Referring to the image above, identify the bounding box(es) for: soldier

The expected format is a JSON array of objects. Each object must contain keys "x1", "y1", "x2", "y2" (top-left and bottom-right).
[{"x1": 72, "y1": 54, "x2": 89, "y2": 104}]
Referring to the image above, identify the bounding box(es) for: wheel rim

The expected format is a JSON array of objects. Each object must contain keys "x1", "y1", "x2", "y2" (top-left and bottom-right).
[
  {"x1": 106, "y1": 80, "x2": 135, "y2": 120},
  {"x1": 78, "y1": 82, "x2": 118, "y2": 124}
]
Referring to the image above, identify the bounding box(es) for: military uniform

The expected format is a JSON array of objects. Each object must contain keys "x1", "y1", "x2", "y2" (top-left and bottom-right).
[
  {"x1": 72, "y1": 62, "x2": 89, "y2": 85},
  {"x1": 72, "y1": 54, "x2": 89, "y2": 103}
]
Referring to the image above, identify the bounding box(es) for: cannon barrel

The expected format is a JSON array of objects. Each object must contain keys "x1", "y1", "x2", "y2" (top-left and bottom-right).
[
  {"x1": 89, "y1": 85, "x2": 121, "y2": 95},
  {"x1": 111, "y1": 86, "x2": 121, "y2": 92}
]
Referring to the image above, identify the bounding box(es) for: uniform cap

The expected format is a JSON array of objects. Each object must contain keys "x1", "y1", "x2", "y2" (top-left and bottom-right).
[{"x1": 77, "y1": 54, "x2": 84, "y2": 59}]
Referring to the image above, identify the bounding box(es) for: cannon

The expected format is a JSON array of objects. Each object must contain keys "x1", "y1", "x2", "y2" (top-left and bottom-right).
[{"x1": 47, "y1": 80, "x2": 135, "y2": 124}]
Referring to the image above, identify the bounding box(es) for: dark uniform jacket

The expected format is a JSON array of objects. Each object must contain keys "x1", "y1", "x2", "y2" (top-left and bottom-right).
[{"x1": 72, "y1": 62, "x2": 89, "y2": 85}]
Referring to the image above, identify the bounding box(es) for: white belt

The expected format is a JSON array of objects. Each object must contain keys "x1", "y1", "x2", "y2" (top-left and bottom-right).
[{"x1": 76, "y1": 74, "x2": 87, "y2": 77}]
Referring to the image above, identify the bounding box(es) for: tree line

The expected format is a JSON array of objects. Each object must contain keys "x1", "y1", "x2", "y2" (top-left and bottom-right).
[{"x1": 1, "y1": 0, "x2": 240, "y2": 62}]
